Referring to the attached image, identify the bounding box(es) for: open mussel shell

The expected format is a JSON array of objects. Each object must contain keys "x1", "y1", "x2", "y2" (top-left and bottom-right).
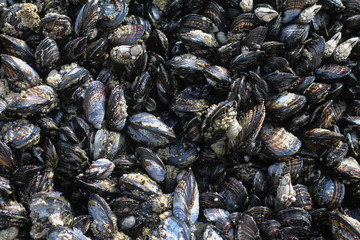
[
  {"x1": 260, "y1": 125, "x2": 301, "y2": 158},
  {"x1": 127, "y1": 112, "x2": 175, "y2": 147}
]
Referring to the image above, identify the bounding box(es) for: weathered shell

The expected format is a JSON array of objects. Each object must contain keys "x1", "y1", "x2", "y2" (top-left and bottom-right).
[
  {"x1": 6, "y1": 85, "x2": 58, "y2": 115},
  {"x1": 97, "y1": 0, "x2": 128, "y2": 30},
  {"x1": 39, "y1": 13, "x2": 72, "y2": 40},
  {"x1": 1, "y1": 54, "x2": 41, "y2": 91},
  {"x1": 151, "y1": 216, "x2": 191, "y2": 240},
  {"x1": 29, "y1": 191, "x2": 73, "y2": 239},
  {"x1": 0, "y1": 3, "x2": 40, "y2": 37},
  {"x1": 0, "y1": 119, "x2": 40, "y2": 149},
  {"x1": 110, "y1": 44, "x2": 144, "y2": 65},
  {"x1": 109, "y1": 23, "x2": 145, "y2": 45},
  {"x1": 0, "y1": 201, "x2": 27, "y2": 230},
  {"x1": 88, "y1": 193, "x2": 117, "y2": 239},
  {"x1": 83, "y1": 81, "x2": 106, "y2": 129},
  {"x1": 118, "y1": 173, "x2": 161, "y2": 201}
]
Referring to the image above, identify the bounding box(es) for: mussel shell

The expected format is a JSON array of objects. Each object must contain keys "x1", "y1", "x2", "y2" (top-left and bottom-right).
[
  {"x1": 292, "y1": 184, "x2": 312, "y2": 211},
  {"x1": 330, "y1": 212, "x2": 360, "y2": 240},
  {"x1": 136, "y1": 147, "x2": 166, "y2": 183},
  {"x1": 39, "y1": 13, "x2": 72, "y2": 40},
  {"x1": 0, "y1": 120, "x2": 40, "y2": 149},
  {"x1": 1, "y1": 54, "x2": 41, "y2": 91},
  {"x1": 6, "y1": 85, "x2": 58, "y2": 115},
  {"x1": 0, "y1": 34, "x2": 34, "y2": 64},
  {"x1": 221, "y1": 177, "x2": 249, "y2": 212},
  {"x1": 279, "y1": 24, "x2": 310, "y2": 46},
  {"x1": 83, "y1": 81, "x2": 106, "y2": 129},
  {"x1": 90, "y1": 129, "x2": 125, "y2": 161},
  {"x1": 204, "y1": 0, "x2": 227, "y2": 32},
  {"x1": 173, "y1": 168, "x2": 199, "y2": 225},
  {"x1": 266, "y1": 92, "x2": 306, "y2": 120},
  {"x1": 314, "y1": 64, "x2": 352, "y2": 82},
  {"x1": 109, "y1": 23, "x2": 145, "y2": 45},
  {"x1": 62, "y1": 37, "x2": 88, "y2": 62},
  {"x1": 310, "y1": 175, "x2": 345, "y2": 210},
  {"x1": 126, "y1": 112, "x2": 176, "y2": 147},
  {"x1": 151, "y1": 216, "x2": 191, "y2": 240},
  {"x1": 74, "y1": 0, "x2": 99, "y2": 39},
  {"x1": 180, "y1": 14, "x2": 215, "y2": 33},
  {"x1": 106, "y1": 85, "x2": 128, "y2": 131},
  {"x1": 88, "y1": 193, "x2": 117, "y2": 239},
  {"x1": 35, "y1": 38, "x2": 59, "y2": 71},
  {"x1": 229, "y1": 51, "x2": 265, "y2": 72},
  {"x1": 55, "y1": 141, "x2": 89, "y2": 178},
  {"x1": 0, "y1": 141, "x2": 15, "y2": 170},
  {"x1": 260, "y1": 126, "x2": 301, "y2": 158},
  {"x1": 97, "y1": 0, "x2": 128, "y2": 30}
]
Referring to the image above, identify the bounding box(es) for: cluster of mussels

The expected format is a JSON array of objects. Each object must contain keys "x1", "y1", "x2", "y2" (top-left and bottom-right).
[{"x1": 0, "y1": 0, "x2": 360, "y2": 239}]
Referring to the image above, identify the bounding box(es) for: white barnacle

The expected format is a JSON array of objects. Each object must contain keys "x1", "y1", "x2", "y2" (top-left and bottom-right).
[
  {"x1": 324, "y1": 32, "x2": 342, "y2": 58},
  {"x1": 240, "y1": 0, "x2": 253, "y2": 12},
  {"x1": 333, "y1": 37, "x2": 359, "y2": 62},
  {"x1": 254, "y1": 7, "x2": 279, "y2": 22},
  {"x1": 299, "y1": 4, "x2": 322, "y2": 24},
  {"x1": 275, "y1": 173, "x2": 296, "y2": 211}
]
